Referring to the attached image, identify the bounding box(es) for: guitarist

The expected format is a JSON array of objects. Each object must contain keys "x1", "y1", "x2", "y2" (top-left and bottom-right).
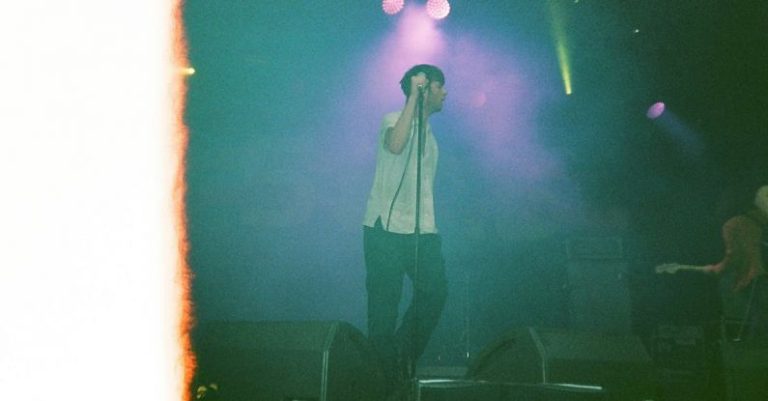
[{"x1": 657, "y1": 185, "x2": 768, "y2": 340}]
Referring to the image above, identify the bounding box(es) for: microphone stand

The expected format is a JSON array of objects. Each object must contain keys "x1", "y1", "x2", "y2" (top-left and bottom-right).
[{"x1": 405, "y1": 87, "x2": 426, "y2": 399}]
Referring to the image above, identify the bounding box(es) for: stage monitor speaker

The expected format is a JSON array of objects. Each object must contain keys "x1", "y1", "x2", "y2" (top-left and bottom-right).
[
  {"x1": 721, "y1": 340, "x2": 768, "y2": 401},
  {"x1": 466, "y1": 327, "x2": 655, "y2": 401},
  {"x1": 416, "y1": 380, "x2": 607, "y2": 401},
  {"x1": 193, "y1": 320, "x2": 385, "y2": 401}
]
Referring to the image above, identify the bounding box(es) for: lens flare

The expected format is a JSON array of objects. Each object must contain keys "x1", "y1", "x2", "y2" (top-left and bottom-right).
[{"x1": 1, "y1": 2, "x2": 193, "y2": 401}]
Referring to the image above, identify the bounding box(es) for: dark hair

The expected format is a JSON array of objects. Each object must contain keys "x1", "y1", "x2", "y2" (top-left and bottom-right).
[{"x1": 399, "y1": 64, "x2": 445, "y2": 96}]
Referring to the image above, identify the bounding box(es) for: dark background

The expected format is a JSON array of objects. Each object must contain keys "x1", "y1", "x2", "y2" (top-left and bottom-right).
[{"x1": 183, "y1": 0, "x2": 767, "y2": 365}]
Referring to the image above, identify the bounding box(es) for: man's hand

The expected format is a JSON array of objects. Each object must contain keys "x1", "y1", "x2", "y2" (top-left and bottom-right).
[
  {"x1": 655, "y1": 263, "x2": 684, "y2": 274},
  {"x1": 410, "y1": 72, "x2": 429, "y2": 98}
]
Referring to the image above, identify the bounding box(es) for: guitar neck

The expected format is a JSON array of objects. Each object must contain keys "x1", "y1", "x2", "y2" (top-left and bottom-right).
[
  {"x1": 674, "y1": 264, "x2": 708, "y2": 272},
  {"x1": 656, "y1": 263, "x2": 711, "y2": 275}
]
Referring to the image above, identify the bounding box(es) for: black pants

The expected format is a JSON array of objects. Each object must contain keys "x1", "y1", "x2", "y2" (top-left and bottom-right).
[
  {"x1": 363, "y1": 220, "x2": 447, "y2": 388},
  {"x1": 722, "y1": 275, "x2": 768, "y2": 341},
  {"x1": 744, "y1": 276, "x2": 768, "y2": 340}
]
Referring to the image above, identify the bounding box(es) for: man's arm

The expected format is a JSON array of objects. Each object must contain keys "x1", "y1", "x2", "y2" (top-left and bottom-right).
[
  {"x1": 655, "y1": 218, "x2": 742, "y2": 275},
  {"x1": 718, "y1": 216, "x2": 763, "y2": 288},
  {"x1": 384, "y1": 73, "x2": 428, "y2": 154}
]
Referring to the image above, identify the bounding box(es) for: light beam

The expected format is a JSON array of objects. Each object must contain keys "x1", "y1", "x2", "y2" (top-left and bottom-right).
[{"x1": 548, "y1": 0, "x2": 573, "y2": 95}]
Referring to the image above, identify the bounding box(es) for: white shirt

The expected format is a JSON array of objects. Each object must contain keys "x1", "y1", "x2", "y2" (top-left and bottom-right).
[{"x1": 363, "y1": 111, "x2": 439, "y2": 234}]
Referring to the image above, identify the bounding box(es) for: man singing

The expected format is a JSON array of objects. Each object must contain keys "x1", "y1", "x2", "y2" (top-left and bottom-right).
[{"x1": 362, "y1": 64, "x2": 448, "y2": 396}]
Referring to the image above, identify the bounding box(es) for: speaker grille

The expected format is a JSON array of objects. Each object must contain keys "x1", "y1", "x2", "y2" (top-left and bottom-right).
[{"x1": 193, "y1": 320, "x2": 385, "y2": 401}]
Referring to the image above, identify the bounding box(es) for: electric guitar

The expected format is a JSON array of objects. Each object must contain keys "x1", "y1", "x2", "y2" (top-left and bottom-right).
[{"x1": 655, "y1": 262, "x2": 763, "y2": 340}]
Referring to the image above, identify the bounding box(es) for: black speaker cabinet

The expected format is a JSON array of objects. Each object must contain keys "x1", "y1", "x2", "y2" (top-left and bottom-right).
[
  {"x1": 193, "y1": 320, "x2": 385, "y2": 401},
  {"x1": 466, "y1": 327, "x2": 655, "y2": 401},
  {"x1": 565, "y1": 237, "x2": 632, "y2": 334}
]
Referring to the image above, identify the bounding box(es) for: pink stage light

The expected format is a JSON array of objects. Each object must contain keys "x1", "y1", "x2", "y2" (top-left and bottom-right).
[
  {"x1": 646, "y1": 101, "x2": 665, "y2": 119},
  {"x1": 382, "y1": 0, "x2": 405, "y2": 15},
  {"x1": 426, "y1": 0, "x2": 450, "y2": 20}
]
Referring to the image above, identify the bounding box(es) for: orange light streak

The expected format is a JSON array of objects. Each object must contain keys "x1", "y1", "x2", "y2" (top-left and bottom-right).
[{"x1": 172, "y1": 1, "x2": 196, "y2": 400}]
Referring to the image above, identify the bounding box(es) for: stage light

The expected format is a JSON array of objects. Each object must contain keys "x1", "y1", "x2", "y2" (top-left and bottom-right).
[
  {"x1": 426, "y1": 0, "x2": 450, "y2": 20},
  {"x1": 646, "y1": 101, "x2": 665, "y2": 119},
  {"x1": 382, "y1": 0, "x2": 404, "y2": 15}
]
